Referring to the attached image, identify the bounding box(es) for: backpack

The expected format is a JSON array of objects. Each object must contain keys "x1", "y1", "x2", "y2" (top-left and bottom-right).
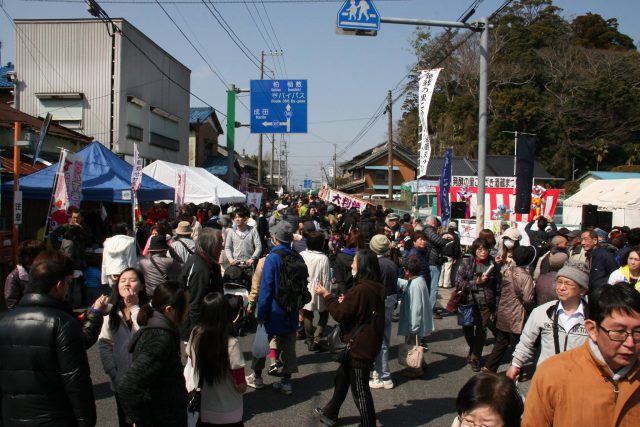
[
  {"x1": 442, "y1": 236, "x2": 462, "y2": 259},
  {"x1": 274, "y1": 249, "x2": 311, "y2": 313}
]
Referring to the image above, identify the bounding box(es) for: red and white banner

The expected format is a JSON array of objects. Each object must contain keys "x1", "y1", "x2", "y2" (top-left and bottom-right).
[
  {"x1": 48, "y1": 151, "x2": 84, "y2": 232},
  {"x1": 436, "y1": 186, "x2": 561, "y2": 222},
  {"x1": 318, "y1": 187, "x2": 369, "y2": 213},
  {"x1": 175, "y1": 171, "x2": 186, "y2": 217}
]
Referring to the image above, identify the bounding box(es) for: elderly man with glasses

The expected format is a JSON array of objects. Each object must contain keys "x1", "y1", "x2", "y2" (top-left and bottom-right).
[{"x1": 522, "y1": 283, "x2": 640, "y2": 427}]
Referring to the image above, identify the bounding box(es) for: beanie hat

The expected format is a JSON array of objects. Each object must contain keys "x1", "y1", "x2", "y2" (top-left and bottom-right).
[
  {"x1": 270, "y1": 222, "x2": 294, "y2": 243},
  {"x1": 557, "y1": 262, "x2": 590, "y2": 290},
  {"x1": 502, "y1": 227, "x2": 522, "y2": 241},
  {"x1": 512, "y1": 245, "x2": 536, "y2": 267},
  {"x1": 548, "y1": 252, "x2": 569, "y2": 271},
  {"x1": 369, "y1": 234, "x2": 390, "y2": 255},
  {"x1": 327, "y1": 205, "x2": 335, "y2": 213},
  {"x1": 148, "y1": 235, "x2": 169, "y2": 252}
]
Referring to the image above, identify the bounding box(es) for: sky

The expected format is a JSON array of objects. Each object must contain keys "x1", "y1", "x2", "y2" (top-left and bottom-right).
[{"x1": 0, "y1": 0, "x2": 638, "y2": 190}]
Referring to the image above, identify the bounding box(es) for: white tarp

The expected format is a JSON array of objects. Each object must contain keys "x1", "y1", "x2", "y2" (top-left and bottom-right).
[
  {"x1": 562, "y1": 179, "x2": 640, "y2": 227},
  {"x1": 142, "y1": 160, "x2": 246, "y2": 205}
]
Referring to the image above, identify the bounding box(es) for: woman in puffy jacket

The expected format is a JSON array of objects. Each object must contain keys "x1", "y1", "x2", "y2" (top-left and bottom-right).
[
  {"x1": 3, "y1": 240, "x2": 45, "y2": 309},
  {"x1": 118, "y1": 282, "x2": 189, "y2": 427},
  {"x1": 483, "y1": 246, "x2": 535, "y2": 373}
]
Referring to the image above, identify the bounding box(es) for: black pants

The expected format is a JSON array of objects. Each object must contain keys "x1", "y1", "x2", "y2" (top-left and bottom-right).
[
  {"x1": 114, "y1": 393, "x2": 133, "y2": 427},
  {"x1": 484, "y1": 329, "x2": 520, "y2": 372},
  {"x1": 323, "y1": 362, "x2": 376, "y2": 427},
  {"x1": 462, "y1": 305, "x2": 492, "y2": 360},
  {"x1": 197, "y1": 421, "x2": 244, "y2": 427}
]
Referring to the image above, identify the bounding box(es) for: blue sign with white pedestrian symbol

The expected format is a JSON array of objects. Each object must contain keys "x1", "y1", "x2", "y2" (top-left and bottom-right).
[
  {"x1": 337, "y1": 0, "x2": 380, "y2": 31},
  {"x1": 303, "y1": 179, "x2": 313, "y2": 190},
  {"x1": 250, "y1": 79, "x2": 307, "y2": 134}
]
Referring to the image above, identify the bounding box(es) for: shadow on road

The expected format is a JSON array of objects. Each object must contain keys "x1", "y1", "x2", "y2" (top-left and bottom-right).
[
  {"x1": 378, "y1": 397, "x2": 456, "y2": 426},
  {"x1": 93, "y1": 381, "x2": 113, "y2": 400}
]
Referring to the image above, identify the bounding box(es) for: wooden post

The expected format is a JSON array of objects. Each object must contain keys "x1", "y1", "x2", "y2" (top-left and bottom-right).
[{"x1": 12, "y1": 122, "x2": 21, "y2": 265}]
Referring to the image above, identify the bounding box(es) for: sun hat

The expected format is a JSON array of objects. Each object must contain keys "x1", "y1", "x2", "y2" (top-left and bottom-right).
[{"x1": 175, "y1": 221, "x2": 193, "y2": 236}]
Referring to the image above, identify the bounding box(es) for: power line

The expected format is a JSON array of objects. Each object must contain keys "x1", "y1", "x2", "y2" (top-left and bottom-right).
[
  {"x1": 259, "y1": 0, "x2": 288, "y2": 77},
  {"x1": 21, "y1": 0, "x2": 409, "y2": 3}
]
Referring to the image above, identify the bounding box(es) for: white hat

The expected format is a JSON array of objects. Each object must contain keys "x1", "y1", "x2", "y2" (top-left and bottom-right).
[{"x1": 276, "y1": 203, "x2": 288, "y2": 211}]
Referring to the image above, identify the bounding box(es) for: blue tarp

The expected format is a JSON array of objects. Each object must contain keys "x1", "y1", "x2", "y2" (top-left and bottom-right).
[{"x1": 2, "y1": 141, "x2": 174, "y2": 203}]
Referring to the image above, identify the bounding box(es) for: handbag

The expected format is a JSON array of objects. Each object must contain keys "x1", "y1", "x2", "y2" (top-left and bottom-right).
[
  {"x1": 327, "y1": 324, "x2": 346, "y2": 354},
  {"x1": 329, "y1": 310, "x2": 375, "y2": 364},
  {"x1": 446, "y1": 288, "x2": 465, "y2": 313},
  {"x1": 398, "y1": 335, "x2": 424, "y2": 369},
  {"x1": 184, "y1": 350, "x2": 202, "y2": 427},
  {"x1": 457, "y1": 303, "x2": 475, "y2": 326}
]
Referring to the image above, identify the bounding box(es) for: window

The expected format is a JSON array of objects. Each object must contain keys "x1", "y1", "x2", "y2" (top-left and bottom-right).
[
  {"x1": 150, "y1": 110, "x2": 179, "y2": 151},
  {"x1": 37, "y1": 93, "x2": 83, "y2": 129},
  {"x1": 373, "y1": 169, "x2": 387, "y2": 183},
  {"x1": 127, "y1": 102, "x2": 144, "y2": 141}
]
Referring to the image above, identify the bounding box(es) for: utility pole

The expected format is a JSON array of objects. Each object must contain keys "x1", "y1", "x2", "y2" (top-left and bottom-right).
[
  {"x1": 257, "y1": 50, "x2": 264, "y2": 186},
  {"x1": 333, "y1": 143, "x2": 337, "y2": 189},
  {"x1": 226, "y1": 84, "x2": 237, "y2": 186},
  {"x1": 270, "y1": 134, "x2": 275, "y2": 187},
  {"x1": 387, "y1": 90, "x2": 393, "y2": 200},
  {"x1": 12, "y1": 121, "x2": 21, "y2": 265},
  {"x1": 476, "y1": 16, "x2": 489, "y2": 231}
]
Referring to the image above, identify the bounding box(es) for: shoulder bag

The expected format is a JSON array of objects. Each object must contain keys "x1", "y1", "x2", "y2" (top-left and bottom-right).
[
  {"x1": 332, "y1": 309, "x2": 376, "y2": 364},
  {"x1": 398, "y1": 335, "x2": 424, "y2": 369}
]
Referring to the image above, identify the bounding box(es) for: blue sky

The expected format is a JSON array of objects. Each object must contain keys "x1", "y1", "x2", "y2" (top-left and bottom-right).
[{"x1": 0, "y1": 0, "x2": 638, "y2": 189}]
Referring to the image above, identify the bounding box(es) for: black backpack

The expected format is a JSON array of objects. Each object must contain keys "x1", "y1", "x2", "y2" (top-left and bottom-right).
[
  {"x1": 442, "y1": 235, "x2": 462, "y2": 259},
  {"x1": 274, "y1": 249, "x2": 311, "y2": 313}
]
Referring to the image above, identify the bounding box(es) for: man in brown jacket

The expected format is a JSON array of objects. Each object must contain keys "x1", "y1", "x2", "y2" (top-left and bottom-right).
[{"x1": 522, "y1": 283, "x2": 640, "y2": 427}]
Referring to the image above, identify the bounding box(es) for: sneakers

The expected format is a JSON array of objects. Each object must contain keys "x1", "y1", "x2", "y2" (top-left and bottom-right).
[
  {"x1": 268, "y1": 360, "x2": 282, "y2": 375},
  {"x1": 246, "y1": 373, "x2": 264, "y2": 390},
  {"x1": 314, "y1": 408, "x2": 337, "y2": 427},
  {"x1": 369, "y1": 378, "x2": 394, "y2": 389},
  {"x1": 469, "y1": 358, "x2": 481, "y2": 372},
  {"x1": 272, "y1": 380, "x2": 292, "y2": 395}
]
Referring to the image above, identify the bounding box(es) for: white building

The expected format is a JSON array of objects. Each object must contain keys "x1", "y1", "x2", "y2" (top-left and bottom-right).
[{"x1": 14, "y1": 18, "x2": 190, "y2": 164}]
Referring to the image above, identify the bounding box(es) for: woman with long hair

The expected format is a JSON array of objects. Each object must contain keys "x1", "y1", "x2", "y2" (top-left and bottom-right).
[
  {"x1": 608, "y1": 245, "x2": 640, "y2": 291},
  {"x1": 333, "y1": 229, "x2": 365, "y2": 294},
  {"x1": 313, "y1": 249, "x2": 385, "y2": 427},
  {"x1": 98, "y1": 268, "x2": 148, "y2": 427},
  {"x1": 187, "y1": 293, "x2": 247, "y2": 426},
  {"x1": 454, "y1": 238, "x2": 499, "y2": 372},
  {"x1": 118, "y1": 281, "x2": 189, "y2": 427}
]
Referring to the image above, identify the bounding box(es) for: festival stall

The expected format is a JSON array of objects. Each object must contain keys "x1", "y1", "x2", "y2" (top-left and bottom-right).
[
  {"x1": 142, "y1": 160, "x2": 246, "y2": 205},
  {"x1": 1, "y1": 142, "x2": 173, "y2": 203},
  {"x1": 563, "y1": 179, "x2": 640, "y2": 228}
]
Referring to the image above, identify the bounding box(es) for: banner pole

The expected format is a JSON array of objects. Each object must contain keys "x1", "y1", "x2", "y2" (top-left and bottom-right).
[{"x1": 44, "y1": 149, "x2": 67, "y2": 242}]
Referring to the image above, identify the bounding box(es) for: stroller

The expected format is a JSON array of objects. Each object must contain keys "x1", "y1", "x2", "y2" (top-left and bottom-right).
[{"x1": 223, "y1": 263, "x2": 253, "y2": 336}]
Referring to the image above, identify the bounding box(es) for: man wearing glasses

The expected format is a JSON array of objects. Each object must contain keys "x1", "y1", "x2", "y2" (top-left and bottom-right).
[
  {"x1": 523, "y1": 283, "x2": 640, "y2": 427},
  {"x1": 506, "y1": 262, "x2": 590, "y2": 381}
]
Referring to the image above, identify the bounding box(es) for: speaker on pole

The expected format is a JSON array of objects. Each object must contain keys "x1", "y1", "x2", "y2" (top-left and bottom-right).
[
  {"x1": 451, "y1": 202, "x2": 467, "y2": 219},
  {"x1": 581, "y1": 204, "x2": 598, "y2": 229}
]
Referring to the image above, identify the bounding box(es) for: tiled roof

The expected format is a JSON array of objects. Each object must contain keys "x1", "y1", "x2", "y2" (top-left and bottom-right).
[
  {"x1": 189, "y1": 107, "x2": 214, "y2": 124},
  {"x1": 0, "y1": 63, "x2": 15, "y2": 88}
]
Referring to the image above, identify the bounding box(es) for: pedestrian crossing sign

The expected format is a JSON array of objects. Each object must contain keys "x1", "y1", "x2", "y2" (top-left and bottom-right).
[{"x1": 337, "y1": 0, "x2": 380, "y2": 31}]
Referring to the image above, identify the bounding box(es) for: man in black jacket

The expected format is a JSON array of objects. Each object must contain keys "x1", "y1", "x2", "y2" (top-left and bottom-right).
[
  {"x1": 581, "y1": 229, "x2": 618, "y2": 292},
  {"x1": 424, "y1": 216, "x2": 453, "y2": 319},
  {"x1": 0, "y1": 251, "x2": 101, "y2": 426}
]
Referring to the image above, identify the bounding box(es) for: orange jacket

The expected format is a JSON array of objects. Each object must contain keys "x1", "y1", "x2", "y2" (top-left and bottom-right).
[{"x1": 523, "y1": 341, "x2": 640, "y2": 427}]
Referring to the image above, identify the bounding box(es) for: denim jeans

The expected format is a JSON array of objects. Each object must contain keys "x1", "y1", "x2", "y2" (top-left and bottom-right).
[
  {"x1": 373, "y1": 294, "x2": 397, "y2": 381},
  {"x1": 428, "y1": 265, "x2": 441, "y2": 312}
]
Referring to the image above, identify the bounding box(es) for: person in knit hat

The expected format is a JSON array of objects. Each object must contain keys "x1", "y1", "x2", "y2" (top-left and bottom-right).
[
  {"x1": 505, "y1": 261, "x2": 590, "y2": 382},
  {"x1": 369, "y1": 234, "x2": 399, "y2": 389},
  {"x1": 483, "y1": 245, "x2": 536, "y2": 373}
]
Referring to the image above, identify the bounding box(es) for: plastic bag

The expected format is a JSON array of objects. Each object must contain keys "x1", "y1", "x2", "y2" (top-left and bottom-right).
[{"x1": 252, "y1": 324, "x2": 269, "y2": 358}]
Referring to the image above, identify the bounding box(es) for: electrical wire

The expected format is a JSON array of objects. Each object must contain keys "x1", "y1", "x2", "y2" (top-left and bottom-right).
[{"x1": 259, "y1": 0, "x2": 288, "y2": 77}]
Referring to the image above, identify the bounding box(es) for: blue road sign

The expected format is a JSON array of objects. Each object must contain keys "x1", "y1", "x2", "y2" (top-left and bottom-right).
[
  {"x1": 303, "y1": 179, "x2": 312, "y2": 189},
  {"x1": 250, "y1": 80, "x2": 307, "y2": 134},
  {"x1": 337, "y1": 0, "x2": 380, "y2": 31}
]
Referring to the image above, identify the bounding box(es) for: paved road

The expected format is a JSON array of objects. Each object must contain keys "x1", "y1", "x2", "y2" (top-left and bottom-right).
[{"x1": 89, "y1": 289, "x2": 531, "y2": 426}]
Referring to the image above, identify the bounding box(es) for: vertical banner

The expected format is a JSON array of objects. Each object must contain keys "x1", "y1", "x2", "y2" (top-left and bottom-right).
[
  {"x1": 439, "y1": 147, "x2": 453, "y2": 225},
  {"x1": 33, "y1": 112, "x2": 52, "y2": 167},
  {"x1": 47, "y1": 151, "x2": 84, "y2": 234},
  {"x1": 212, "y1": 184, "x2": 220, "y2": 207},
  {"x1": 514, "y1": 134, "x2": 537, "y2": 213},
  {"x1": 175, "y1": 171, "x2": 186, "y2": 217},
  {"x1": 131, "y1": 143, "x2": 143, "y2": 229},
  {"x1": 417, "y1": 68, "x2": 442, "y2": 178},
  {"x1": 239, "y1": 172, "x2": 248, "y2": 193}
]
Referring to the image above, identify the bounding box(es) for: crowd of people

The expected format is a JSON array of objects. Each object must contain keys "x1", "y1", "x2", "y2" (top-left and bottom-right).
[{"x1": 0, "y1": 193, "x2": 639, "y2": 427}]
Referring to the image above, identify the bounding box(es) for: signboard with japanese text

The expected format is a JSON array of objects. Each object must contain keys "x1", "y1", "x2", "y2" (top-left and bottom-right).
[
  {"x1": 250, "y1": 79, "x2": 307, "y2": 134},
  {"x1": 452, "y1": 176, "x2": 517, "y2": 189},
  {"x1": 318, "y1": 187, "x2": 369, "y2": 213},
  {"x1": 14, "y1": 191, "x2": 22, "y2": 225}
]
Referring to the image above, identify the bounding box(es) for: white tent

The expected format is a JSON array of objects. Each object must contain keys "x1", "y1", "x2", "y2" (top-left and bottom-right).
[
  {"x1": 562, "y1": 179, "x2": 640, "y2": 227},
  {"x1": 142, "y1": 160, "x2": 246, "y2": 205}
]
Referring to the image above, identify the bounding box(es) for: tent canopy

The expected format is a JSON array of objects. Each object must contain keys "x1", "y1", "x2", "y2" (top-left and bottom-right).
[
  {"x1": 142, "y1": 160, "x2": 246, "y2": 205},
  {"x1": 563, "y1": 179, "x2": 640, "y2": 210},
  {"x1": 2, "y1": 142, "x2": 174, "y2": 203}
]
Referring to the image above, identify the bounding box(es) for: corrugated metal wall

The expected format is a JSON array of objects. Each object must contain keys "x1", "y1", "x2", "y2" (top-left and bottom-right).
[{"x1": 15, "y1": 20, "x2": 113, "y2": 146}]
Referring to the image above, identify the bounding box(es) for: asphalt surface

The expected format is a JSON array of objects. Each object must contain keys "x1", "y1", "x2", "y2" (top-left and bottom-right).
[{"x1": 89, "y1": 288, "x2": 531, "y2": 426}]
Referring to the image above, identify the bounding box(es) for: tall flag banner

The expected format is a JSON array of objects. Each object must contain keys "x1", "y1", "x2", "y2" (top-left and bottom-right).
[
  {"x1": 439, "y1": 147, "x2": 453, "y2": 226},
  {"x1": 175, "y1": 171, "x2": 186, "y2": 217},
  {"x1": 417, "y1": 68, "x2": 442, "y2": 178},
  {"x1": 212, "y1": 184, "x2": 220, "y2": 207},
  {"x1": 131, "y1": 143, "x2": 143, "y2": 192},
  {"x1": 47, "y1": 150, "x2": 84, "y2": 234},
  {"x1": 33, "y1": 112, "x2": 52, "y2": 167},
  {"x1": 239, "y1": 172, "x2": 248, "y2": 193},
  {"x1": 514, "y1": 134, "x2": 537, "y2": 214}
]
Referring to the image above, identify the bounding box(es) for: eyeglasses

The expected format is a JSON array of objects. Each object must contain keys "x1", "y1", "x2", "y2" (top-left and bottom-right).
[
  {"x1": 555, "y1": 279, "x2": 578, "y2": 289},
  {"x1": 599, "y1": 325, "x2": 640, "y2": 342},
  {"x1": 457, "y1": 415, "x2": 496, "y2": 427}
]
